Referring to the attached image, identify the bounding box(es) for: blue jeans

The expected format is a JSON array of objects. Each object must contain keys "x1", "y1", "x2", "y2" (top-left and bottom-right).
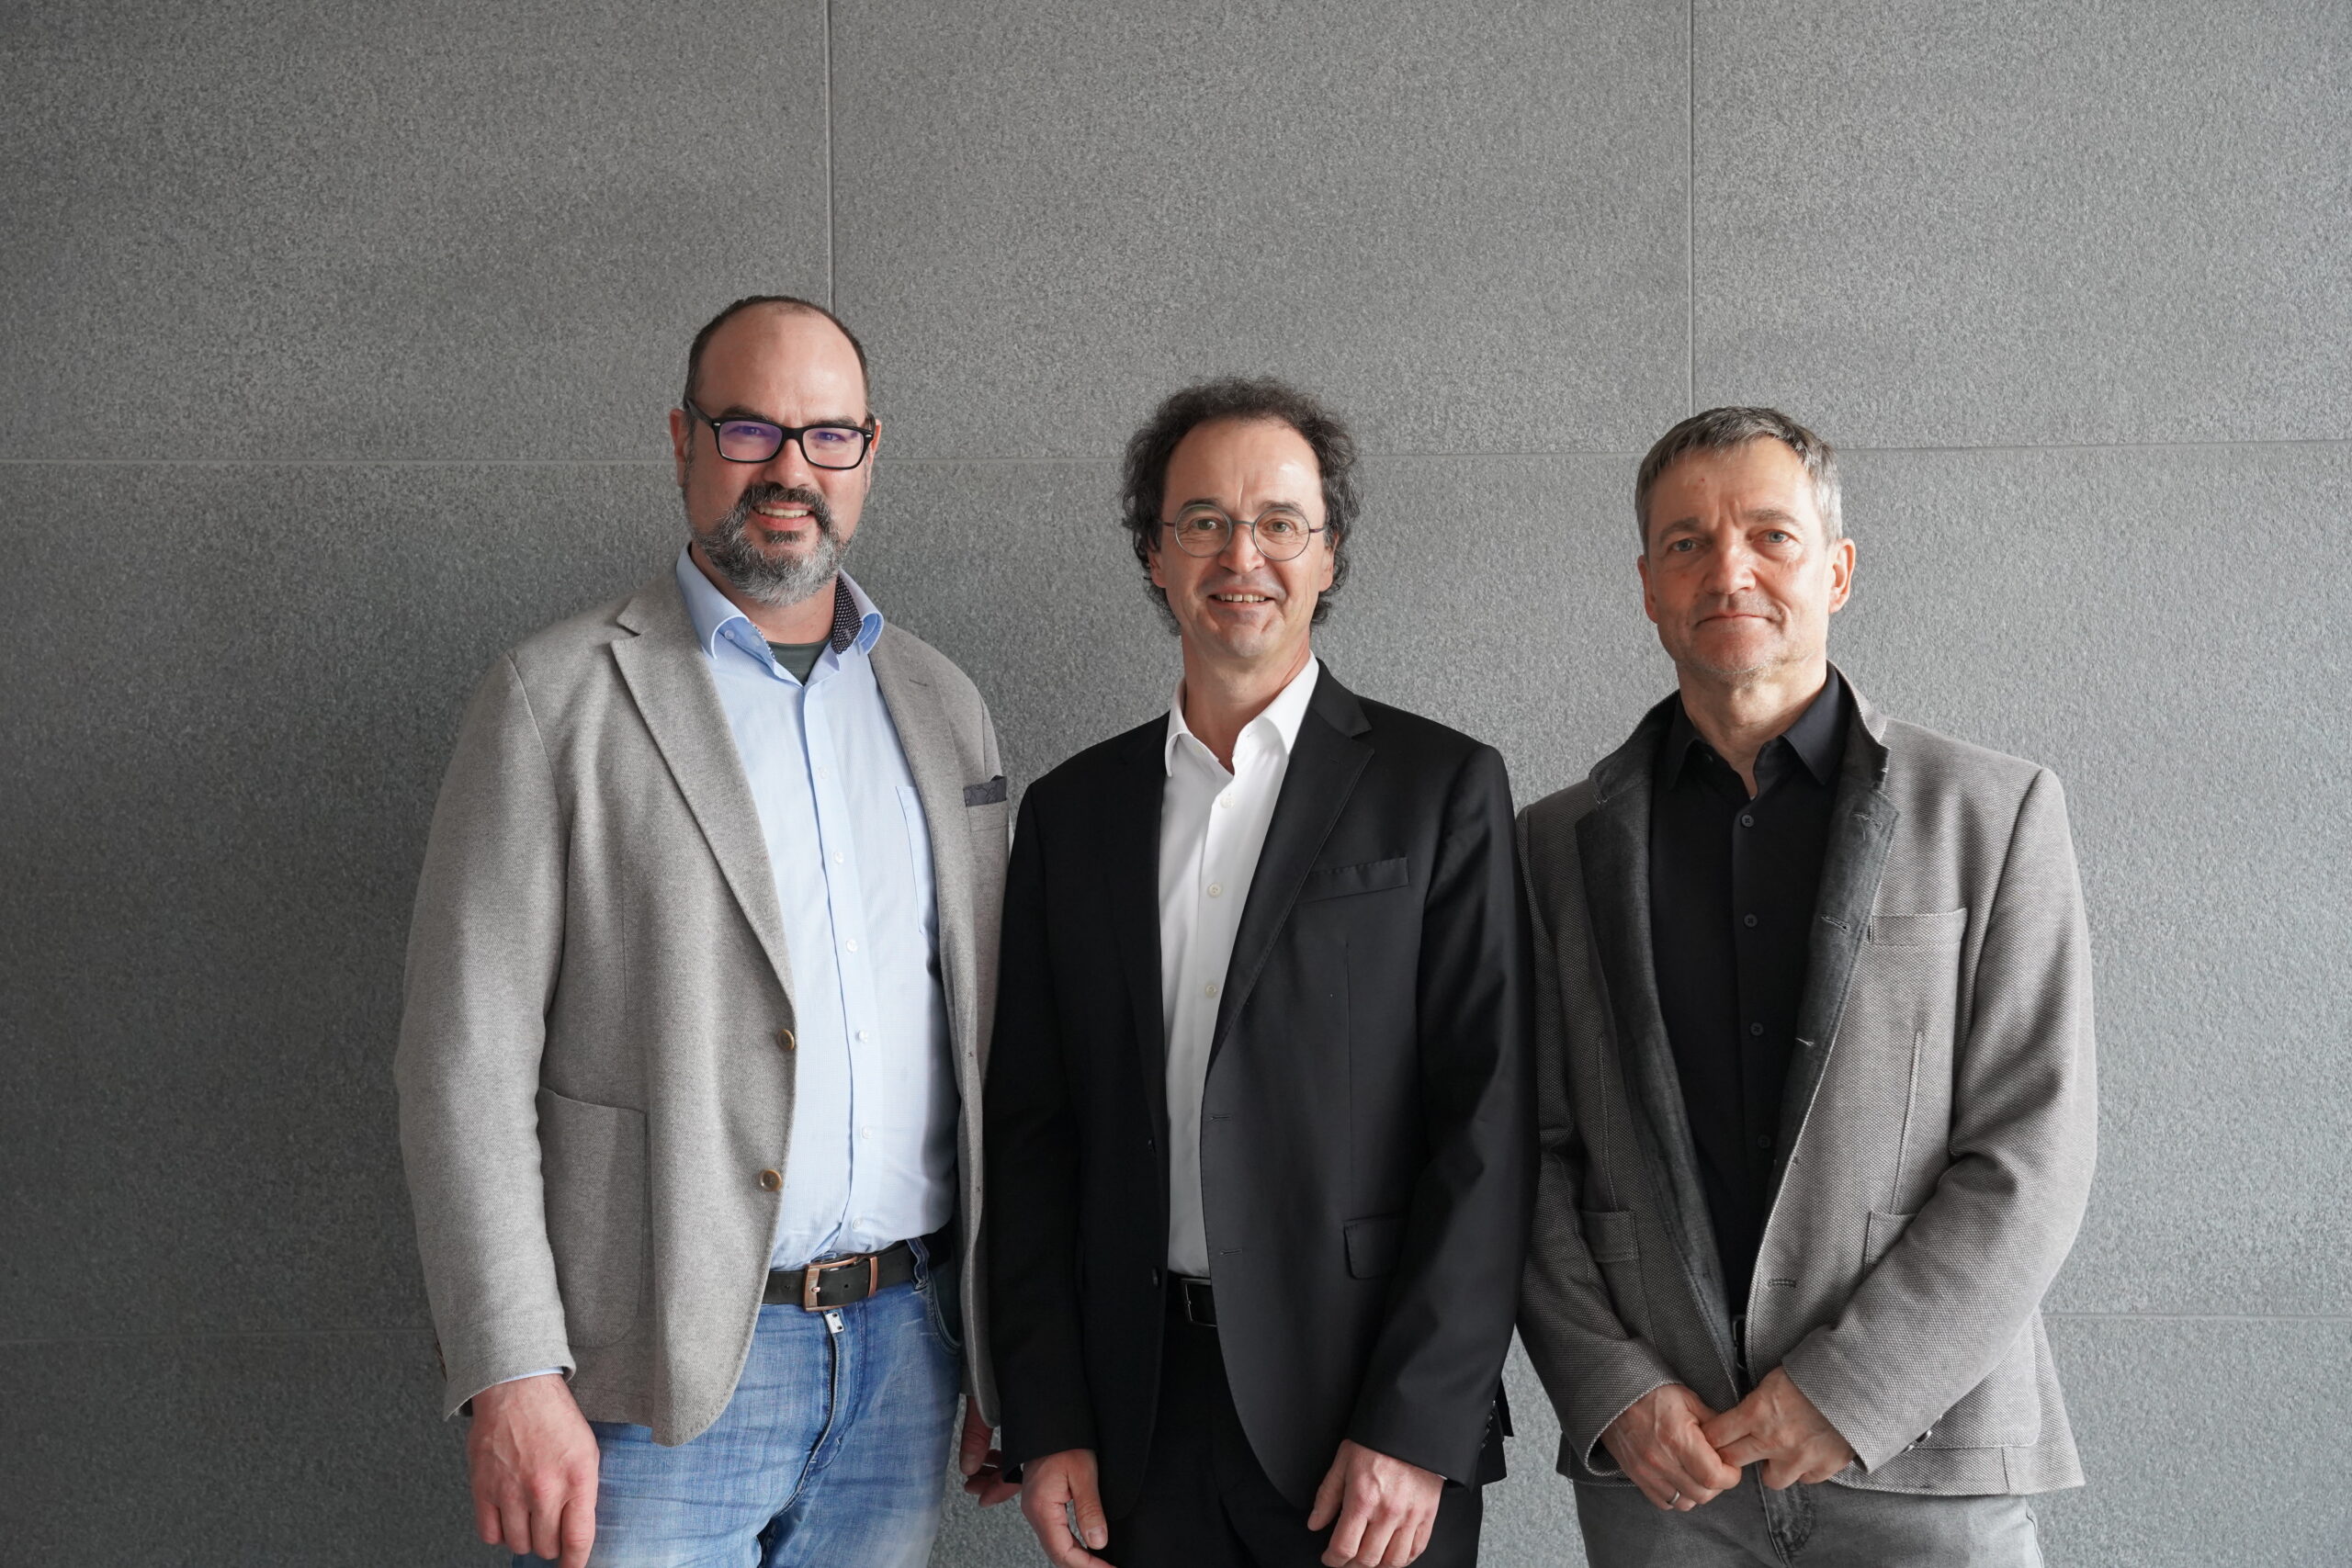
[{"x1": 526, "y1": 1261, "x2": 961, "y2": 1568}]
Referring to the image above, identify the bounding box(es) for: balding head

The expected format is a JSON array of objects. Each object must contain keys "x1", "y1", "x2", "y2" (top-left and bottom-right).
[{"x1": 684, "y1": 295, "x2": 871, "y2": 414}]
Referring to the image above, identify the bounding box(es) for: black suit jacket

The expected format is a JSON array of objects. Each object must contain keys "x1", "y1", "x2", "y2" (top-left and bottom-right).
[{"x1": 986, "y1": 669, "x2": 1532, "y2": 1517}]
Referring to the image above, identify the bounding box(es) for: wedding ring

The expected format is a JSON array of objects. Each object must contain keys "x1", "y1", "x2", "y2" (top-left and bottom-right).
[{"x1": 1668, "y1": 1490, "x2": 1682, "y2": 1506}]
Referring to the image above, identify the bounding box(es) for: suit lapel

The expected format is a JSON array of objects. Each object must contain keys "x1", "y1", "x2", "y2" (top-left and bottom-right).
[
  {"x1": 610, "y1": 575, "x2": 796, "y2": 1002},
  {"x1": 1105, "y1": 724, "x2": 1172, "y2": 1141},
  {"x1": 1207, "y1": 671, "x2": 1372, "y2": 1067},
  {"x1": 869, "y1": 632, "x2": 978, "y2": 1058},
  {"x1": 1768, "y1": 670, "x2": 1899, "y2": 1188},
  {"x1": 1576, "y1": 696, "x2": 1737, "y2": 1380}
]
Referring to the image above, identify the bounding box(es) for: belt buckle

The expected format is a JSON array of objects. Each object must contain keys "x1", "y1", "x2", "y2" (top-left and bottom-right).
[
  {"x1": 802, "y1": 1253, "x2": 878, "y2": 1312},
  {"x1": 1181, "y1": 1277, "x2": 1216, "y2": 1328}
]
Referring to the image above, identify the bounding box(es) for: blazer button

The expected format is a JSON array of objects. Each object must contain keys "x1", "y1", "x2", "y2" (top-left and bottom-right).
[
  {"x1": 775, "y1": 1027, "x2": 797, "y2": 1052},
  {"x1": 757, "y1": 1168, "x2": 784, "y2": 1191}
]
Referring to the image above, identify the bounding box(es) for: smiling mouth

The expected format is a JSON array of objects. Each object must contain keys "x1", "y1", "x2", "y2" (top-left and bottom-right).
[{"x1": 1209, "y1": 592, "x2": 1275, "y2": 604}]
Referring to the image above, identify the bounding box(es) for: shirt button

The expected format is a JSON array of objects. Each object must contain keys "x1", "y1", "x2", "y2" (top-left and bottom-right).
[
  {"x1": 1757, "y1": 1134, "x2": 1774, "y2": 1151},
  {"x1": 757, "y1": 1168, "x2": 784, "y2": 1191},
  {"x1": 1204, "y1": 982, "x2": 1220, "y2": 998},
  {"x1": 844, "y1": 939, "x2": 859, "y2": 953},
  {"x1": 1216, "y1": 795, "x2": 1233, "y2": 810},
  {"x1": 1206, "y1": 882, "x2": 1223, "y2": 897},
  {"x1": 833, "y1": 852, "x2": 845, "y2": 865},
  {"x1": 1744, "y1": 914, "x2": 1758, "y2": 928},
  {"x1": 815, "y1": 765, "x2": 830, "y2": 780},
  {"x1": 1749, "y1": 1022, "x2": 1765, "y2": 1036},
  {"x1": 856, "y1": 1029, "x2": 872, "y2": 1043},
  {"x1": 1741, "y1": 814, "x2": 1756, "y2": 828},
  {"x1": 859, "y1": 1126, "x2": 873, "y2": 1141}
]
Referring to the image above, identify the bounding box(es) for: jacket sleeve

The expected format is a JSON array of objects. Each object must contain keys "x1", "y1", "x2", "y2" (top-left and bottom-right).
[
  {"x1": 391, "y1": 653, "x2": 573, "y2": 1418},
  {"x1": 984, "y1": 787, "x2": 1098, "y2": 1472},
  {"x1": 1340, "y1": 745, "x2": 1535, "y2": 1483},
  {"x1": 1512, "y1": 807, "x2": 1679, "y2": 1476},
  {"x1": 1781, "y1": 767, "x2": 2098, "y2": 1470}
]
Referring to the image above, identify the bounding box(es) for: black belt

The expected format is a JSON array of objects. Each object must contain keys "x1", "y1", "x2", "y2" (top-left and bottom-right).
[
  {"x1": 1170, "y1": 1274, "x2": 1217, "y2": 1328},
  {"x1": 765, "y1": 1237, "x2": 922, "y2": 1312}
]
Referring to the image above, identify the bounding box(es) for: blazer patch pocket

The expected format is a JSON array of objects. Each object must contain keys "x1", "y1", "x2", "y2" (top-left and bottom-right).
[
  {"x1": 1344, "y1": 1213, "x2": 1408, "y2": 1278},
  {"x1": 1297, "y1": 855, "x2": 1409, "y2": 902},
  {"x1": 1867, "y1": 908, "x2": 1968, "y2": 946},
  {"x1": 964, "y1": 775, "x2": 1008, "y2": 807}
]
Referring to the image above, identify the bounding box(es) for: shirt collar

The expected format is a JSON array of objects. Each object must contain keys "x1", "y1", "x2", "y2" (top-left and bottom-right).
[
  {"x1": 1163, "y1": 655, "x2": 1321, "y2": 776},
  {"x1": 673, "y1": 546, "x2": 885, "y2": 671},
  {"x1": 1660, "y1": 668, "x2": 1847, "y2": 790}
]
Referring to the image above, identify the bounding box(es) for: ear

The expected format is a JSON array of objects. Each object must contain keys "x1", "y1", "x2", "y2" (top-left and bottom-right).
[
  {"x1": 1825, "y1": 536, "x2": 1857, "y2": 615},
  {"x1": 1313, "y1": 530, "x2": 1337, "y2": 593},
  {"x1": 1147, "y1": 532, "x2": 1167, "y2": 592},
  {"x1": 668, "y1": 407, "x2": 692, "y2": 491},
  {"x1": 1636, "y1": 550, "x2": 1661, "y2": 627}
]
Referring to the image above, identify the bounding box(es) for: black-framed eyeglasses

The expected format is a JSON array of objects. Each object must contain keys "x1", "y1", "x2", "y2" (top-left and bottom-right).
[
  {"x1": 684, "y1": 398, "x2": 874, "y2": 468},
  {"x1": 1159, "y1": 506, "x2": 1328, "y2": 562}
]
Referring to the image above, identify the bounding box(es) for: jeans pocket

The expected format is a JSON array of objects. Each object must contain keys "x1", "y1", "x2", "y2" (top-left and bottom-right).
[{"x1": 910, "y1": 1241, "x2": 965, "y2": 1359}]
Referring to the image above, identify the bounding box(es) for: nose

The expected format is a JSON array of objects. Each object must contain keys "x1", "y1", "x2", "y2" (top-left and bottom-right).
[
  {"x1": 1701, "y1": 536, "x2": 1754, "y2": 595},
  {"x1": 1216, "y1": 520, "x2": 1268, "y2": 572},
  {"x1": 758, "y1": 434, "x2": 820, "y2": 491}
]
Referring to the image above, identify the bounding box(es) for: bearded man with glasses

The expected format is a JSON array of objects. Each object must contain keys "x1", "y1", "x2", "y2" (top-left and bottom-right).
[
  {"x1": 987, "y1": 378, "x2": 1533, "y2": 1568},
  {"x1": 396, "y1": 295, "x2": 1019, "y2": 1567}
]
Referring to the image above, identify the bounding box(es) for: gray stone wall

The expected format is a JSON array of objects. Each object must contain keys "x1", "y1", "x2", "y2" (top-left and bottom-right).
[{"x1": 5, "y1": 4, "x2": 2345, "y2": 1563}]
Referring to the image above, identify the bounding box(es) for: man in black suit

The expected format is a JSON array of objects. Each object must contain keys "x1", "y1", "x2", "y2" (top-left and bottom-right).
[{"x1": 986, "y1": 378, "x2": 1532, "y2": 1568}]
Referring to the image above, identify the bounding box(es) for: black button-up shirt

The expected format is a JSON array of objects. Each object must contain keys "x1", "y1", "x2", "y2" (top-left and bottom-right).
[{"x1": 1649, "y1": 671, "x2": 1849, "y2": 1318}]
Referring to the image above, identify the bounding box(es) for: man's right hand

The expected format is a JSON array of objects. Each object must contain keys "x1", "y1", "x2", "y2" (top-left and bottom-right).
[
  {"x1": 1600, "y1": 1382, "x2": 1742, "y2": 1512},
  {"x1": 467, "y1": 1372, "x2": 600, "y2": 1567},
  {"x1": 1017, "y1": 1447, "x2": 1111, "y2": 1568}
]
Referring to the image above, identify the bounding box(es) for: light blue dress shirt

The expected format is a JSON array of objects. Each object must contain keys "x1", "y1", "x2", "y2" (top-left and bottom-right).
[{"x1": 674, "y1": 547, "x2": 957, "y2": 1269}]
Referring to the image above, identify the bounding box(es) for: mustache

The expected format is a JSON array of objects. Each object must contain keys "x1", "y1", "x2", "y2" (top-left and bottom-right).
[{"x1": 723, "y1": 482, "x2": 835, "y2": 537}]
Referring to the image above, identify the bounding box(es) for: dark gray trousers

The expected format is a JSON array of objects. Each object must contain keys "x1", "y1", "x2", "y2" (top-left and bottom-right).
[{"x1": 1574, "y1": 1473, "x2": 2042, "y2": 1567}]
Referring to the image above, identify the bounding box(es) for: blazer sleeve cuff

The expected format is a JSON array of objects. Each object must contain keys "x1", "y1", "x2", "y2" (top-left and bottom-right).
[
  {"x1": 436, "y1": 1315, "x2": 576, "y2": 1422},
  {"x1": 1561, "y1": 1345, "x2": 1680, "y2": 1477},
  {"x1": 1778, "y1": 1336, "x2": 1914, "y2": 1473}
]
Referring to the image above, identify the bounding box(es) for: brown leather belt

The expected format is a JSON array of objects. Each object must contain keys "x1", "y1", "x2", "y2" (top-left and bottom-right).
[{"x1": 765, "y1": 1238, "x2": 921, "y2": 1312}]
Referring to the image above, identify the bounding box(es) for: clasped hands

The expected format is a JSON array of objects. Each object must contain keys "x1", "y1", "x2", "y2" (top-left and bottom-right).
[
  {"x1": 1600, "y1": 1368, "x2": 1854, "y2": 1513},
  {"x1": 1020, "y1": 1439, "x2": 1444, "y2": 1568}
]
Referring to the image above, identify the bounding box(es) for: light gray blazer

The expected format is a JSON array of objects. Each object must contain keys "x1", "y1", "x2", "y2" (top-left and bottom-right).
[
  {"x1": 1516, "y1": 672, "x2": 2095, "y2": 1496},
  {"x1": 394, "y1": 570, "x2": 1008, "y2": 1445}
]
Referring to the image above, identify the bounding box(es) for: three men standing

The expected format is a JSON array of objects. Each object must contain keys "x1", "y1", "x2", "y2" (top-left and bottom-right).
[
  {"x1": 986, "y1": 380, "x2": 1533, "y2": 1568},
  {"x1": 1516, "y1": 409, "x2": 2097, "y2": 1564},
  {"x1": 396, "y1": 297, "x2": 1013, "y2": 1568}
]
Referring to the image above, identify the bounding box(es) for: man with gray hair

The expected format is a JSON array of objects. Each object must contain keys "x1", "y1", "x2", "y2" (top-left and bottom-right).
[{"x1": 1515, "y1": 407, "x2": 2096, "y2": 1563}]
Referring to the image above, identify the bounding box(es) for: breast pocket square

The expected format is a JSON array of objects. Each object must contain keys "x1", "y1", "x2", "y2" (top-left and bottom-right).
[{"x1": 964, "y1": 775, "x2": 1008, "y2": 807}]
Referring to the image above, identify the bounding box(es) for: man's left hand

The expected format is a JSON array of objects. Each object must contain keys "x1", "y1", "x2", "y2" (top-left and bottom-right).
[
  {"x1": 1701, "y1": 1367, "x2": 1856, "y2": 1489},
  {"x1": 956, "y1": 1403, "x2": 1021, "y2": 1506},
  {"x1": 1306, "y1": 1438, "x2": 1445, "y2": 1568}
]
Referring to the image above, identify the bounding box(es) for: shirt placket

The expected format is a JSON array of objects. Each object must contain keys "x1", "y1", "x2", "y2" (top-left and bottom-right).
[{"x1": 803, "y1": 666, "x2": 881, "y2": 1252}]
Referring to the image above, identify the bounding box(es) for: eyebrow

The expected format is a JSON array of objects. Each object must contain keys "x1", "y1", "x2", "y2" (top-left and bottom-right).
[
  {"x1": 711, "y1": 403, "x2": 867, "y2": 426},
  {"x1": 1172, "y1": 498, "x2": 1308, "y2": 513},
  {"x1": 1742, "y1": 506, "x2": 1804, "y2": 525}
]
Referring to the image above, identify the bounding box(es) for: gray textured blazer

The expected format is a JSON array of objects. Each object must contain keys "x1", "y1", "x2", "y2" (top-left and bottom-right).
[
  {"x1": 394, "y1": 570, "x2": 1008, "y2": 1445},
  {"x1": 1516, "y1": 671, "x2": 2095, "y2": 1496}
]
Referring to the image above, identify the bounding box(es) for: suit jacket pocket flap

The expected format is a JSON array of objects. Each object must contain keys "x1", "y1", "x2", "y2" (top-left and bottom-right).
[
  {"x1": 1344, "y1": 1213, "x2": 1408, "y2": 1278},
  {"x1": 1298, "y1": 855, "x2": 1410, "y2": 902},
  {"x1": 1867, "y1": 908, "x2": 1968, "y2": 946},
  {"x1": 1578, "y1": 1208, "x2": 1639, "y2": 1264},
  {"x1": 964, "y1": 775, "x2": 1008, "y2": 807},
  {"x1": 537, "y1": 1087, "x2": 649, "y2": 1352}
]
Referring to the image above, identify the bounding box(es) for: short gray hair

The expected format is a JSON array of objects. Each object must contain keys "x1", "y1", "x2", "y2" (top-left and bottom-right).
[{"x1": 1634, "y1": 406, "x2": 1841, "y2": 550}]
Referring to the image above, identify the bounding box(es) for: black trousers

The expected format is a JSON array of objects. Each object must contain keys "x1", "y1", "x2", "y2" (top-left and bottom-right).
[{"x1": 1100, "y1": 1294, "x2": 1484, "y2": 1568}]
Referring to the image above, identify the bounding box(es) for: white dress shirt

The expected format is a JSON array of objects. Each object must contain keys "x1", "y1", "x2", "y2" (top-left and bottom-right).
[{"x1": 1159, "y1": 656, "x2": 1321, "y2": 1278}]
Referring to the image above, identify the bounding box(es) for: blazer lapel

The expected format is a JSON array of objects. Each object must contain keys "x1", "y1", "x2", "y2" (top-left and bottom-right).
[
  {"x1": 1105, "y1": 723, "x2": 1173, "y2": 1143},
  {"x1": 869, "y1": 634, "x2": 984, "y2": 1062},
  {"x1": 609, "y1": 575, "x2": 796, "y2": 1002},
  {"x1": 1769, "y1": 669, "x2": 1900, "y2": 1186},
  {"x1": 1207, "y1": 671, "x2": 1373, "y2": 1067},
  {"x1": 1576, "y1": 695, "x2": 1739, "y2": 1380}
]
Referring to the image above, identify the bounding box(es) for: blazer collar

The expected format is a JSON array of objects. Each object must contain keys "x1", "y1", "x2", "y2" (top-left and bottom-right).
[{"x1": 610, "y1": 572, "x2": 797, "y2": 1001}]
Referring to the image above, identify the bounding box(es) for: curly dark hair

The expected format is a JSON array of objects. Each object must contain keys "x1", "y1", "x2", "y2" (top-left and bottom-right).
[{"x1": 1118, "y1": 378, "x2": 1358, "y2": 628}]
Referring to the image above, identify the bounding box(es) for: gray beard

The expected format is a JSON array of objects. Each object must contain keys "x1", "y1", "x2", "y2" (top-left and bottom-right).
[{"x1": 698, "y1": 483, "x2": 848, "y2": 609}]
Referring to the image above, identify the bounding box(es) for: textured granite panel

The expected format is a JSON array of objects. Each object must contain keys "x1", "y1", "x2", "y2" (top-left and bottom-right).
[
  {"x1": 831, "y1": 0, "x2": 1689, "y2": 459},
  {"x1": 0, "y1": 1328, "x2": 475, "y2": 1566},
  {"x1": 1824, "y1": 445, "x2": 2352, "y2": 1317},
  {"x1": 1694, "y1": 0, "x2": 2352, "y2": 446},
  {"x1": 2034, "y1": 1314, "x2": 2352, "y2": 1565},
  {"x1": 0, "y1": 462, "x2": 680, "y2": 1338},
  {"x1": 0, "y1": 1, "x2": 829, "y2": 460}
]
